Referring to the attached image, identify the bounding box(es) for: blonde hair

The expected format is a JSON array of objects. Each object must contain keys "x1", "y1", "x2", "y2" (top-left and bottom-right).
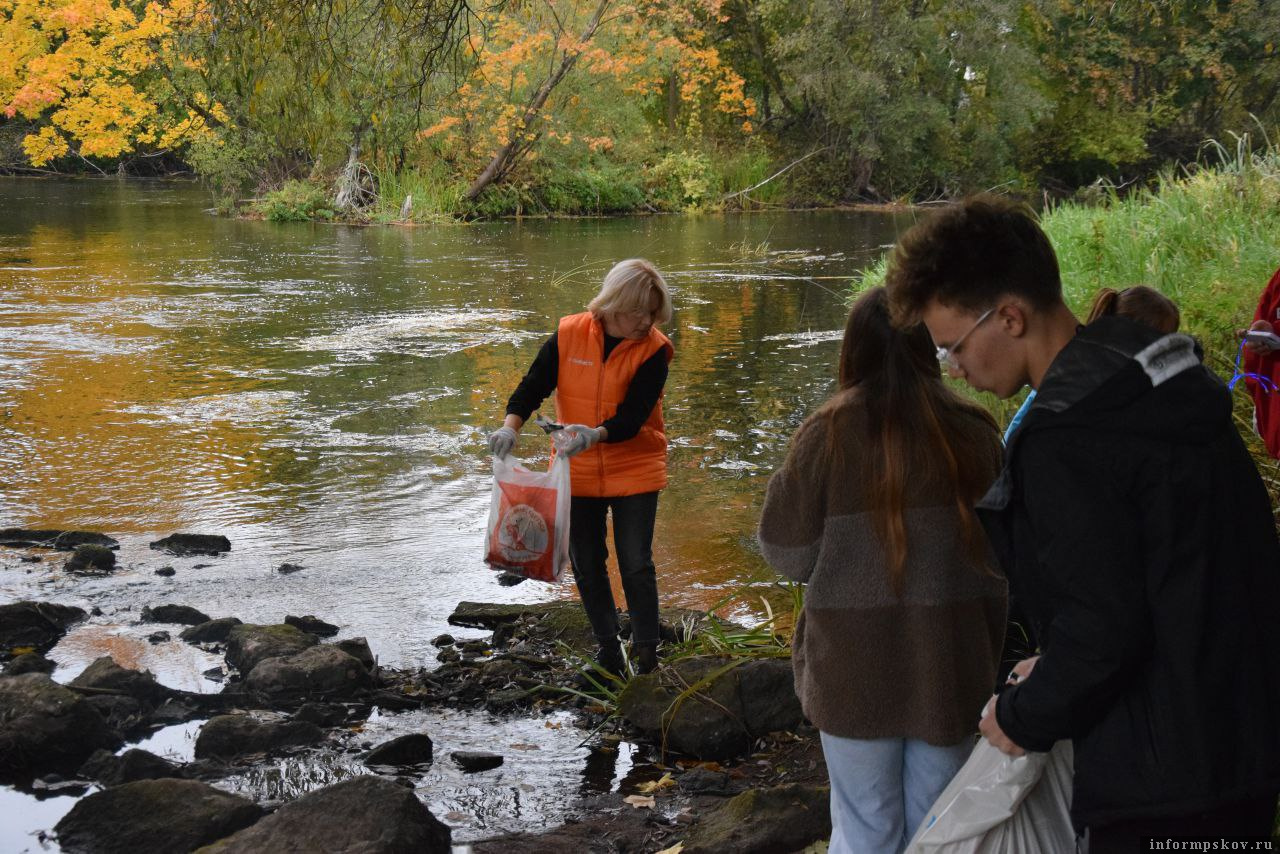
[{"x1": 587, "y1": 259, "x2": 672, "y2": 325}]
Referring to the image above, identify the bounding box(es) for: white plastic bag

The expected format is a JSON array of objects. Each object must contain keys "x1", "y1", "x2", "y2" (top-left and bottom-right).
[
  {"x1": 483, "y1": 451, "x2": 571, "y2": 582},
  {"x1": 905, "y1": 739, "x2": 1074, "y2": 854}
]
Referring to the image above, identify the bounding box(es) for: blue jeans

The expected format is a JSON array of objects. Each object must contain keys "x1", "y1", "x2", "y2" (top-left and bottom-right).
[
  {"x1": 568, "y1": 491, "x2": 660, "y2": 647},
  {"x1": 820, "y1": 731, "x2": 972, "y2": 854}
]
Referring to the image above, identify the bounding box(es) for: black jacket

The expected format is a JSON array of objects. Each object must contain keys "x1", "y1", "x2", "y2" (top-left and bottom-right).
[{"x1": 978, "y1": 317, "x2": 1280, "y2": 828}]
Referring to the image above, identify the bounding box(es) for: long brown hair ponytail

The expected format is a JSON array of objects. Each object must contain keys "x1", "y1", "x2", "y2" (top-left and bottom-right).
[{"x1": 832, "y1": 287, "x2": 997, "y2": 596}]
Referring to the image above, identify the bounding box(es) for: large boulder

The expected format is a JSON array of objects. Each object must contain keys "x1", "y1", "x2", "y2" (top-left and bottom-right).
[
  {"x1": 225, "y1": 624, "x2": 317, "y2": 674},
  {"x1": 194, "y1": 712, "x2": 324, "y2": 760},
  {"x1": 0, "y1": 529, "x2": 117, "y2": 550},
  {"x1": 617, "y1": 656, "x2": 803, "y2": 760},
  {"x1": 680, "y1": 784, "x2": 830, "y2": 854},
  {"x1": 70, "y1": 656, "x2": 172, "y2": 705},
  {"x1": 149, "y1": 533, "x2": 231, "y2": 556},
  {"x1": 0, "y1": 673, "x2": 117, "y2": 778},
  {"x1": 0, "y1": 600, "x2": 87, "y2": 659},
  {"x1": 243, "y1": 645, "x2": 374, "y2": 704},
  {"x1": 180, "y1": 617, "x2": 243, "y2": 644},
  {"x1": 55, "y1": 778, "x2": 262, "y2": 854},
  {"x1": 141, "y1": 604, "x2": 211, "y2": 626},
  {"x1": 198, "y1": 775, "x2": 450, "y2": 853}
]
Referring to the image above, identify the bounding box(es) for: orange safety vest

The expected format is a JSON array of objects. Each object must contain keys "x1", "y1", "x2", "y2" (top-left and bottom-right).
[{"x1": 555, "y1": 311, "x2": 673, "y2": 498}]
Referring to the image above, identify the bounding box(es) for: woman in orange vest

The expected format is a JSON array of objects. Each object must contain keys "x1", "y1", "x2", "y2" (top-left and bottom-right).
[{"x1": 487, "y1": 259, "x2": 674, "y2": 676}]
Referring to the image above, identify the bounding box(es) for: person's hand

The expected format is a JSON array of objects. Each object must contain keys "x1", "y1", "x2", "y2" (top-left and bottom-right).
[
  {"x1": 487, "y1": 426, "x2": 518, "y2": 459},
  {"x1": 979, "y1": 695, "x2": 1026, "y2": 757},
  {"x1": 1006, "y1": 655, "x2": 1040, "y2": 686},
  {"x1": 1240, "y1": 320, "x2": 1279, "y2": 355},
  {"x1": 559, "y1": 424, "x2": 603, "y2": 458}
]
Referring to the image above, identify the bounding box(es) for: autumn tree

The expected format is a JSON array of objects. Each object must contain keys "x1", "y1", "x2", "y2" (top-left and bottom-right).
[{"x1": 1, "y1": 0, "x2": 220, "y2": 169}]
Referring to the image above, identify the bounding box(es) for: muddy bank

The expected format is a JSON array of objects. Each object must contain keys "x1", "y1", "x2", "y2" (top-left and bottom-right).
[{"x1": 2, "y1": 588, "x2": 829, "y2": 852}]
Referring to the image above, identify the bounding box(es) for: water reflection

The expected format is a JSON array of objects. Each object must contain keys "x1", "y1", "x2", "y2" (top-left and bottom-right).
[{"x1": 0, "y1": 178, "x2": 916, "y2": 668}]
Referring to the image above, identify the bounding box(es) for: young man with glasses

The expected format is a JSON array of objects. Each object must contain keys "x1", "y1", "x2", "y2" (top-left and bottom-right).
[{"x1": 885, "y1": 194, "x2": 1280, "y2": 852}]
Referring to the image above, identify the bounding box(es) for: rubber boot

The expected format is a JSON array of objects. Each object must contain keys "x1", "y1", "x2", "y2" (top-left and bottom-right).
[{"x1": 634, "y1": 643, "x2": 659, "y2": 675}]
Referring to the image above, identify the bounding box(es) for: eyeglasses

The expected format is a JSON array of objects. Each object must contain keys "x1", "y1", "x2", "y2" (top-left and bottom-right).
[{"x1": 935, "y1": 308, "x2": 995, "y2": 370}]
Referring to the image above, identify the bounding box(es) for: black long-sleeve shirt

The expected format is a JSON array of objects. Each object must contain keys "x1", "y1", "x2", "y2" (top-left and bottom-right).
[{"x1": 505, "y1": 332, "x2": 669, "y2": 443}]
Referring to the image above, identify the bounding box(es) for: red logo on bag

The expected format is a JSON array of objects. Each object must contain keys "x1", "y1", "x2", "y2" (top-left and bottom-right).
[
  {"x1": 496, "y1": 504, "x2": 548, "y2": 562},
  {"x1": 486, "y1": 478, "x2": 560, "y2": 580}
]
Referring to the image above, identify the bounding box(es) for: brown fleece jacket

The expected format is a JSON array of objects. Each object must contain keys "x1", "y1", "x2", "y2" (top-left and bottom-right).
[{"x1": 758, "y1": 388, "x2": 1007, "y2": 745}]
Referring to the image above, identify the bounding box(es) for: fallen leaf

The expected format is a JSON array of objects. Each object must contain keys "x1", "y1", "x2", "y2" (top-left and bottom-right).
[
  {"x1": 509, "y1": 743, "x2": 540, "y2": 751},
  {"x1": 623, "y1": 794, "x2": 656, "y2": 809},
  {"x1": 444, "y1": 811, "x2": 471, "y2": 822},
  {"x1": 635, "y1": 772, "x2": 676, "y2": 794},
  {"x1": 656, "y1": 844, "x2": 684, "y2": 854}
]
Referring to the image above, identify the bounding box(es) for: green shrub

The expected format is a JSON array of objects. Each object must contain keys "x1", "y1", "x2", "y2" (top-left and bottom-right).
[
  {"x1": 186, "y1": 130, "x2": 272, "y2": 213},
  {"x1": 257, "y1": 179, "x2": 334, "y2": 222},
  {"x1": 647, "y1": 150, "x2": 716, "y2": 211}
]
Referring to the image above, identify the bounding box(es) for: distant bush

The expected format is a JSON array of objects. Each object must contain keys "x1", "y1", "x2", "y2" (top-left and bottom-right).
[{"x1": 258, "y1": 180, "x2": 334, "y2": 222}]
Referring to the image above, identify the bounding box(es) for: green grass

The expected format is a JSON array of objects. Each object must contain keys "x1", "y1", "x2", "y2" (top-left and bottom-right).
[{"x1": 856, "y1": 133, "x2": 1280, "y2": 509}]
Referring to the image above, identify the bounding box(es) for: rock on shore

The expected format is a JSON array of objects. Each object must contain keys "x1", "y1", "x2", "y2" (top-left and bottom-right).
[
  {"x1": 0, "y1": 673, "x2": 118, "y2": 778},
  {"x1": 0, "y1": 600, "x2": 87, "y2": 659},
  {"x1": 54, "y1": 778, "x2": 263, "y2": 854}
]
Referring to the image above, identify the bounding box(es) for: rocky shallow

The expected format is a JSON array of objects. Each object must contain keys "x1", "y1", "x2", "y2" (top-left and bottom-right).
[{"x1": 0, "y1": 530, "x2": 832, "y2": 853}]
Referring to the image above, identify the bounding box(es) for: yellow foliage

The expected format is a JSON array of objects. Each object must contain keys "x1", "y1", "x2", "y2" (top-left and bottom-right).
[
  {"x1": 417, "y1": 0, "x2": 754, "y2": 172},
  {"x1": 1, "y1": 0, "x2": 220, "y2": 166}
]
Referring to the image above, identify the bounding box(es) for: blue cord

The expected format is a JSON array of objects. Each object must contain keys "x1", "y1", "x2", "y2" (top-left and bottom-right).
[{"x1": 1227, "y1": 338, "x2": 1277, "y2": 393}]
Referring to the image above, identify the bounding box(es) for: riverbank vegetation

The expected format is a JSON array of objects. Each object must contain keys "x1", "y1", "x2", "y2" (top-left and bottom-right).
[
  {"x1": 859, "y1": 133, "x2": 1280, "y2": 509},
  {"x1": 3, "y1": 0, "x2": 1278, "y2": 218}
]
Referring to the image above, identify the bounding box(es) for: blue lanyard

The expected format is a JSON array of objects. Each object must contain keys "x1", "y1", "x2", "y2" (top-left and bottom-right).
[{"x1": 1227, "y1": 339, "x2": 1277, "y2": 393}]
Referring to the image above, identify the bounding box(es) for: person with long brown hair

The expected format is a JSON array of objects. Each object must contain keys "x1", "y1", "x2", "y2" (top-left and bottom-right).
[{"x1": 758, "y1": 286, "x2": 1007, "y2": 854}]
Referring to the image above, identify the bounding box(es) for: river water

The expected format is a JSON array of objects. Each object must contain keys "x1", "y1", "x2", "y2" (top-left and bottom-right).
[{"x1": 0, "y1": 177, "x2": 915, "y2": 849}]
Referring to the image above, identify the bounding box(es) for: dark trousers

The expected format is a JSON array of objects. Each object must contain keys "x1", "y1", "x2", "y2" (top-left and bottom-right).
[
  {"x1": 1085, "y1": 793, "x2": 1278, "y2": 853},
  {"x1": 568, "y1": 491, "x2": 660, "y2": 647}
]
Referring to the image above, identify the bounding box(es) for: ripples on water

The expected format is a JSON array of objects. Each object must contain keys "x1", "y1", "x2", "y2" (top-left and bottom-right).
[{"x1": 0, "y1": 177, "x2": 917, "y2": 849}]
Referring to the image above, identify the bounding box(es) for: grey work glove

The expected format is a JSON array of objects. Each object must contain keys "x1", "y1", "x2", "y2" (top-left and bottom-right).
[
  {"x1": 560, "y1": 424, "x2": 603, "y2": 458},
  {"x1": 487, "y1": 425, "x2": 518, "y2": 459}
]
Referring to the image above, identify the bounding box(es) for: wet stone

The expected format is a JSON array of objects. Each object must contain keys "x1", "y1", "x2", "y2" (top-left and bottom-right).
[
  {"x1": 54, "y1": 778, "x2": 263, "y2": 854},
  {"x1": 277, "y1": 562, "x2": 304, "y2": 574},
  {"x1": 149, "y1": 533, "x2": 231, "y2": 556},
  {"x1": 70, "y1": 656, "x2": 171, "y2": 705},
  {"x1": 364, "y1": 733, "x2": 434, "y2": 767},
  {"x1": 3, "y1": 651, "x2": 56, "y2": 676},
  {"x1": 0, "y1": 529, "x2": 118, "y2": 551},
  {"x1": 225, "y1": 623, "x2": 317, "y2": 673},
  {"x1": 0, "y1": 673, "x2": 118, "y2": 778},
  {"x1": 79, "y1": 748, "x2": 180, "y2": 787},
  {"x1": 194, "y1": 712, "x2": 325, "y2": 760},
  {"x1": 64, "y1": 544, "x2": 116, "y2": 574},
  {"x1": 180, "y1": 616, "x2": 243, "y2": 644},
  {"x1": 285, "y1": 614, "x2": 339, "y2": 637},
  {"x1": 243, "y1": 644, "x2": 374, "y2": 704},
  {"x1": 332, "y1": 636, "x2": 374, "y2": 670},
  {"x1": 0, "y1": 601, "x2": 86, "y2": 660},
  {"x1": 431, "y1": 634, "x2": 456, "y2": 647},
  {"x1": 294, "y1": 701, "x2": 348, "y2": 727},
  {"x1": 19, "y1": 555, "x2": 41, "y2": 563},
  {"x1": 437, "y1": 647, "x2": 461, "y2": 663},
  {"x1": 154, "y1": 566, "x2": 176, "y2": 577},
  {"x1": 148, "y1": 631, "x2": 170, "y2": 644},
  {"x1": 451, "y1": 751, "x2": 504, "y2": 772},
  {"x1": 679, "y1": 767, "x2": 733, "y2": 795},
  {"x1": 141, "y1": 603, "x2": 210, "y2": 625},
  {"x1": 198, "y1": 775, "x2": 450, "y2": 854}
]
